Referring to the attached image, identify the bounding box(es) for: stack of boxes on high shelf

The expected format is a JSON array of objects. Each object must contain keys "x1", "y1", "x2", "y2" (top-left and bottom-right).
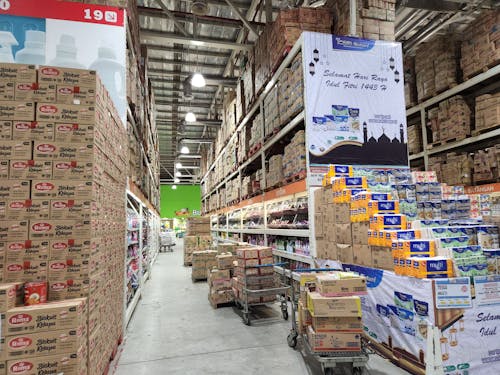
[
  {"x1": 183, "y1": 217, "x2": 212, "y2": 267},
  {"x1": 315, "y1": 165, "x2": 500, "y2": 279},
  {"x1": 0, "y1": 63, "x2": 127, "y2": 375},
  {"x1": 298, "y1": 272, "x2": 365, "y2": 353}
]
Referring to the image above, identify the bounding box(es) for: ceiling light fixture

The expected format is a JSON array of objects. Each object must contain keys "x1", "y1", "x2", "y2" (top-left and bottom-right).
[
  {"x1": 185, "y1": 112, "x2": 196, "y2": 123},
  {"x1": 176, "y1": 171, "x2": 182, "y2": 177},
  {"x1": 172, "y1": 185, "x2": 177, "y2": 190},
  {"x1": 175, "y1": 162, "x2": 182, "y2": 169},
  {"x1": 191, "y1": 72, "x2": 206, "y2": 88},
  {"x1": 180, "y1": 146, "x2": 190, "y2": 154},
  {"x1": 174, "y1": 178, "x2": 180, "y2": 183}
]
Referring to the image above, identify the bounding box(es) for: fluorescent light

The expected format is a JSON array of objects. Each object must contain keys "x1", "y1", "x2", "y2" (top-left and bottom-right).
[
  {"x1": 185, "y1": 112, "x2": 196, "y2": 123},
  {"x1": 175, "y1": 162, "x2": 182, "y2": 168},
  {"x1": 176, "y1": 171, "x2": 182, "y2": 176},
  {"x1": 191, "y1": 40, "x2": 204, "y2": 46},
  {"x1": 174, "y1": 178, "x2": 180, "y2": 183},
  {"x1": 172, "y1": 185, "x2": 177, "y2": 189},
  {"x1": 191, "y1": 73, "x2": 206, "y2": 88},
  {"x1": 180, "y1": 146, "x2": 190, "y2": 154}
]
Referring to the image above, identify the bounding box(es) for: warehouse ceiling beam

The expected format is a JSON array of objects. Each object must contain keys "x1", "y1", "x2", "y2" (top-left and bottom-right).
[
  {"x1": 149, "y1": 70, "x2": 237, "y2": 86},
  {"x1": 398, "y1": 0, "x2": 464, "y2": 11},
  {"x1": 156, "y1": 101, "x2": 213, "y2": 108},
  {"x1": 153, "y1": 87, "x2": 215, "y2": 95},
  {"x1": 141, "y1": 29, "x2": 253, "y2": 51},
  {"x1": 157, "y1": 119, "x2": 222, "y2": 126},
  {"x1": 179, "y1": 138, "x2": 214, "y2": 143},
  {"x1": 223, "y1": 0, "x2": 259, "y2": 37},
  {"x1": 151, "y1": 78, "x2": 220, "y2": 88},
  {"x1": 139, "y1": 7, "x2": 266, "y2": 29},
  {"x1": 143, "y1": 44, "x2": 231, "y2": 59},
  {"x1": 148, "y1": 57, "x2": 226, "y2": 69},
  {"x1": 152, "y1": 0, "x2": 189, "y2": 36}
]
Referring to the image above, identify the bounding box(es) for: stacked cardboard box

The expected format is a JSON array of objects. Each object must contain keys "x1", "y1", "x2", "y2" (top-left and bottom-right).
[
  {"x1": 238, "y1": 125, "x2": 251, "y2": 165},
  {"x1": 0, "y1": 63, "x2": 127, "y2": 375},
  {"x1": 415, "y1": 36, "x2": 459, "y2": 102},
  {"x1": 242, "y1": 57, "x2": 255, "y2": 112},
  {"x1": 407, "y1": 124, "x2": 422, "y2": 155},
  {"x1": 263, "y1": 84, "x2": 280, "y2": 137},
  {"x1": 304, "y1": 273, "x2": 364, "y2": 353},
  {"x1": 473, "y1": 146, "x2": 500, "y2": 183},
  {"x1": 430, "y1": 153, "x2": 473, "y2": 186},
  {"x1": 192, "y1": 250, "x2": 217, "y2": 281},
  {"x1": 404, "y1": 56, "x2": 418, "y2": 108},
  {"x1": 428, "y1": 96, "x2": 471, "y2": 143},
  {"x1": 236, "y1": 80, "x2": 245, "y2": 124},
  {"x1": 249, "y1": 113, "x2": 263, "y2": 151},
  {"x1": 233, "y1": 246, "x2": 275, "y2": 303},
  {"x1": 254, "y1": 25, "x2": 271, "y2": 97},
  {"x1": 183, "y1": 236, "x2": 198, "y2": 266},
  {"x1": 277, "y1": 54, "x2": 304, "y2": 125},
  {"x1": 266, "y1": 155, "x2": 284, "y2": 189},
  {"x1": 475, "y1": 93, "x2": 500, "y2": 133},
  {"x1": 4, "y1": 298, "x2": 87, "y2": 375},
  {"x1": 186, "y1": 217, "x2": 210, "y2": 236},
  {"x1": 208, "y1": 269, "x2": 234, "y2": 308},
  {"x1": 461, "y1": 10, "x2": 499, "y2": 79},
  {"x1": 283, "y1": 130, "x2": 306, "y2": 179}
]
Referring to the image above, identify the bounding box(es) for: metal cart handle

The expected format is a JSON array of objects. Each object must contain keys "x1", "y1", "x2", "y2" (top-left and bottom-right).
[{"x1": 293, "y1": 268, "x2": 336, "y2": 273}]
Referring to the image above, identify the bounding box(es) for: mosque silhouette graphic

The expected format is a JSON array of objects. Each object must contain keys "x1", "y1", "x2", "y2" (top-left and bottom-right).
[{"x1": 309, "y1": 122, "x2": 408, "y2": 166}]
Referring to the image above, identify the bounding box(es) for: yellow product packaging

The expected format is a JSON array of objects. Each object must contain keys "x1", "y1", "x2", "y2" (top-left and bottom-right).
[{"x1": 370, "y1": 214, "x2": 408, "y2": 231}]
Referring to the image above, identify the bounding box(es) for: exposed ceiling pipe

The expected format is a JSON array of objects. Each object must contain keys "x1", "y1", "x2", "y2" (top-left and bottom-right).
[
  {"x1": 224, "y1": 0, "x2": 260, "y2": 37},
  {"x1": 180, "y1": 138, "x2": 214, "y2": 143},
  {"x1": 395, "y1": 9, "x2": 428, "y2": 39},
  {"x1": 398, "y1": 0, "x2": 464, "y2": 11},
  {"x1": 152, "y1": 0, "x2": 190, "y2": 36}
]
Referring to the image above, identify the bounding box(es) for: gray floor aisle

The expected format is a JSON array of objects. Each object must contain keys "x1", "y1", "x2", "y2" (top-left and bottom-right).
[{"x1": 114, "y1": 239, "x2": 409, "y2": 375}]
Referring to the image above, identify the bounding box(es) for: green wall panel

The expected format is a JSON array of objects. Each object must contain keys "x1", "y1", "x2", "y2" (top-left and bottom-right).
[{"x1": 160, "y1": 185, "x2": 201, "y2": 218}]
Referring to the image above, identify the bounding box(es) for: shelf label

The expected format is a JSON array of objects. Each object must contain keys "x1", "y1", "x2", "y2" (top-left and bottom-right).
[
  {"x1": 435, "y1": 277, "x2": 472, "y2": 309},
  {"x1": 474, "y1": 275, "x2": 500, "y2": 307}
]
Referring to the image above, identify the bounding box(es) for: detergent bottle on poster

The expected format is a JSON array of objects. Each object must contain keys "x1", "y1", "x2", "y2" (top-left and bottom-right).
[
  {"x1": 89, "y1": 45, "x2": 125, "y2": 115},
  {"x1": 49, "y1": 34, "x2": 86, "y2": 68},
  {"x1": 16, "y1": 30, "x2": 46, "y2": 65},
  {"x1": 0, "y1": 31, "x2": 18, "y2": 63}
]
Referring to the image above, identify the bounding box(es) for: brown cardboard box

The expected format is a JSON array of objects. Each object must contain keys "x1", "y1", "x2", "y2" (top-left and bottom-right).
[
  {"x1": 49, "y1": 200, "x2": 91, "y2": 220},
  {"x1": 36, "y1": 103, "x2": 95, "y2": 124},
  {"x1": 11, "y1": 121, "x2": 54, "y2": 141},
  {"x1": 314, "y1": 213, "x2": 324, "y2": 238},
  {"x1": 316, "y1": 275, "x2": 366, "y2": 296},
  {"x1": 0, "y1": 64, "x2": 37, "y2": 82},
  {"x1": 14, "y1": 83, "x2": 56, "y2": 102},
  {"x1": 52, "y1": 160, "x2": 93, "y2": 180},
  {"x1": 9, "y1": 160, "x2": 52, "y2": 180},
  {"x1": 353, "y1": 244, "x2": 372, "y2": 267},
  {"x1": 5, "y1": 327, "x2": 86, "y2": 359},
  {"x1": 216, "y1": 253, "x2": 235, "y2": 270},
  {"x1": 351, "y1": 222, "x2": 369, "y2": 244},
  {"x1": 33, "y1": 141, "x2": 93, "y2": 161},
  {"x1": 257, "y1": 247, "x2": 273, "y2": 258},
  {"x1": 0, "y1": 284, "x2": 18, "y2": 311},
  {"x1": 49, "y1": 238, "x2": 95, "y2": 259},
  {"x1": 371, "y1": 246, "x2": 394, "y2": 270},
  {"x1": 5, "y1": 298, "x2": 86, "y2": 334},
  {"x1": 0, "y1": 81, "x2": 15, "y2": 101},
  {"x1": 0, "y1": 141, "x2": 32, "y2": 160},
  {"x1": 48, "y1": 258, "x2": 91, "y2": 279},
  {"x1": 53, "y1": 124, "x2": 93, "y2": 143},
  {"x1": 48, "y1": 279, "x2": 91, "y2": 301},
  {"x1": 6, "y1": 347, "x2": 87, "y2": 375},
  {"x1": 0, "y1": 160, "x2": 7, "y2": 179},
  {"x1": 4, "y1": 199, "x2": 50, "y2": 220},
  {"x1": 306, "y1": 291, "x2": 362, "y2": 317},
  {"x1": 0, "y1": 221, "x2": 29, "y2": 241},
  {"x1": 31, "y1": 180, "x2": 93, "y2": 199},
  {"x1": 29, "y1": 220, "x2": 91, "y2": 239},
  {"x1": 336, "y1": 244, "x2": 353, "y2": 264},
  {"x1": 0, "y1": 102, "x2": 35, "y2": 121},
  {"x1": 334, "y1": 203, "x2": 350, "y2": 224},
  {"x1": 236, "y1": 248, "x2": 258, "y2": 259},
  {"x1": 335, "y1": 223, "x2": 352, "y2": 244},
  {"x1": 0, "y1": 181, "x2": 30, "y2": 200},
  {"x1": 4, "y1": 260, "x2": 47, "y2": 282},
  {"x1": 311, "y1": 316, "x2": 363, "y2": 332},
  {"x1": 38, "y1": 66, "x2": 97, "y2": 87},
  {"x1": 307, "y1": 326, "x2": 361, "y2": 352},
  {"x1": 2, "y1": 240, "x2": 49, "y2": 262},
  {"x1": 55, "y1": 85, "x2": 96, "y2": 105}
]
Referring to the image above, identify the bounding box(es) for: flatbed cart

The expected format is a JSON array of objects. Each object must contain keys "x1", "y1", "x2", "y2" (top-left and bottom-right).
[
  {"x1": 285, "y1": 268, "x2": 369, "y2": 375},
  {"x1": 159, "y1": 232, "x2": 175, "y2": 252},
  {"x1": 235, "y1": 262, "x2": 291, "y2": 326}
]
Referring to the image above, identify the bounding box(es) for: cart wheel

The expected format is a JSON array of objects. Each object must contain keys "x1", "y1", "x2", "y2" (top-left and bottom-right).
[
  {"x1": 235, "y1": 301, "x2": 242, "y2": 309},
  {"x1": 243, "y1": 313, "x2": 251, "y2": 326},
  {"x1": 282, "y1": 308, "x2": 289, "y2": 320},
  {"x1": 352, "y1": 367, "x2": 363, "y2": 375},
  {"x1": 323, "y1": 367, "x2": 334, "y2": 375},
  {"x1": 287, "y1": 331, "x2": 298, "y2": 348}
]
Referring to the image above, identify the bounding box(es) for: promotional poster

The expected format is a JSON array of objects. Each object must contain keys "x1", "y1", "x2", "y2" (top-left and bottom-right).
[
  {"x1": 302, "y1": 32, "x2": 408, "y2": 171},
  {"x1": 0, "y1": 0, "x2": 126, "y2": 122}
]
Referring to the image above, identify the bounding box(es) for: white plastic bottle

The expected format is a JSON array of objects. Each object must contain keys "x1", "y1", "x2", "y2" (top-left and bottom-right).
[
  {"x1": 0, "y1": 31, "x2": 18, "y2": 63},
  {"x1": 16, "y1": 30, "x2": 46, "y2": 65},
  {"x1": 90, "y1": 46, "x2": 126, "y2": 116},
  {"x1": 49, "y1": 34, "x2": 85, "y2": 68}
]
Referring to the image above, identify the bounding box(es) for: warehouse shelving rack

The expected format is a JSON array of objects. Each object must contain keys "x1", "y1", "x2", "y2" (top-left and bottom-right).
[{"x1": 407, "y1": 64, "x2": 500, "y2": 168}]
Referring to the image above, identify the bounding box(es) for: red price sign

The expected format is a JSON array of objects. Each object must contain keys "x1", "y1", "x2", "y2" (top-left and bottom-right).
[{"x1": 0, "y1": 0, "x2": 125, "y2": 26}]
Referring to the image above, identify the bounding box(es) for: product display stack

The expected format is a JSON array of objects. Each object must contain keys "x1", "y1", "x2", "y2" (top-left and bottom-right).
[
  {"x1": 208, "y1": 268, "x2": 234, "y2": 308},
  {"x1": 0, "y1": 63, "x2": 127, "y2": 375},
  {"x1": 191, "y1": 250, "x2": 217, "y2": 282},
  {"x1": 302, "y1": 272, "x2": 365, "y2": 353},
  {"x1": 183, "y1": 233, "x2": 212, "y2": 266}
]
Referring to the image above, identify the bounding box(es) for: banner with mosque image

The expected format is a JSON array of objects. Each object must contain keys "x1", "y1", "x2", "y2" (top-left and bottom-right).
[
  {"x1": 0, "y1": 0, "x2": 126, "y2": 123},
  {"x1": 302, "y1": 32, "x2": 408, "y2": 183}
]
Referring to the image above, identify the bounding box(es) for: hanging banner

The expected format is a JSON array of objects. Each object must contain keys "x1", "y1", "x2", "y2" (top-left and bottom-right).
[
  {"x1": 302, "y1": 32, "x2": 408, "y2": 184},
  {"x1": 0, "y1": 0, "x2": 126, "y2": 123}
]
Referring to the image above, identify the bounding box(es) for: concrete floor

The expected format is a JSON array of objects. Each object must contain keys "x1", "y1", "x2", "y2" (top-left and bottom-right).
[{"x1": 114, "y1": 240, "x2": 410, "y2": 375}]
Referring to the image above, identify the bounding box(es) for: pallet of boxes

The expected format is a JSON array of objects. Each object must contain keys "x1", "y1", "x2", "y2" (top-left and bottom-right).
[
  {"x1": 0, "y1": 63, "x2": 128, "y2": 375},
  {"x1": 301, "y1": 272, "x2": 366, "y2": 355},
  {"x1": 183, "y1": 217, "x2": 211, "y2": 266},
  {"x1": 207, "y1": 242, "x2": 237, "y2": 307}
]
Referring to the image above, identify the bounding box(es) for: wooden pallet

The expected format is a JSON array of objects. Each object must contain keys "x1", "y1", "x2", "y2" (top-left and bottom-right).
[
  {"x1": 464, "y1": 59, "x2": 499, "y2": 81},
  {"x1": 209, "y1": 299, "x2": 235, "y2": 309},
  {"x1": 192, "y1": 277, "x2": 207, "y2": 282},
  {"x1": 285, "y1": 170, "x2": 306, "y2": 184},
  {"x1": 183, "y1": 262, "x2": 192, "y2": 267},
  {"x1": 472, "y1": 123, "x2": 500, "y2": 136},
  {"x1": 428, "y1": 136, "x2": 466, "y2": 149},
  {"x1": 418, "y1": 83, "x2": 458, "y2": 103},
  {"x1": 264, "y1": 181, "x2": 284, "y2": 192}
]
